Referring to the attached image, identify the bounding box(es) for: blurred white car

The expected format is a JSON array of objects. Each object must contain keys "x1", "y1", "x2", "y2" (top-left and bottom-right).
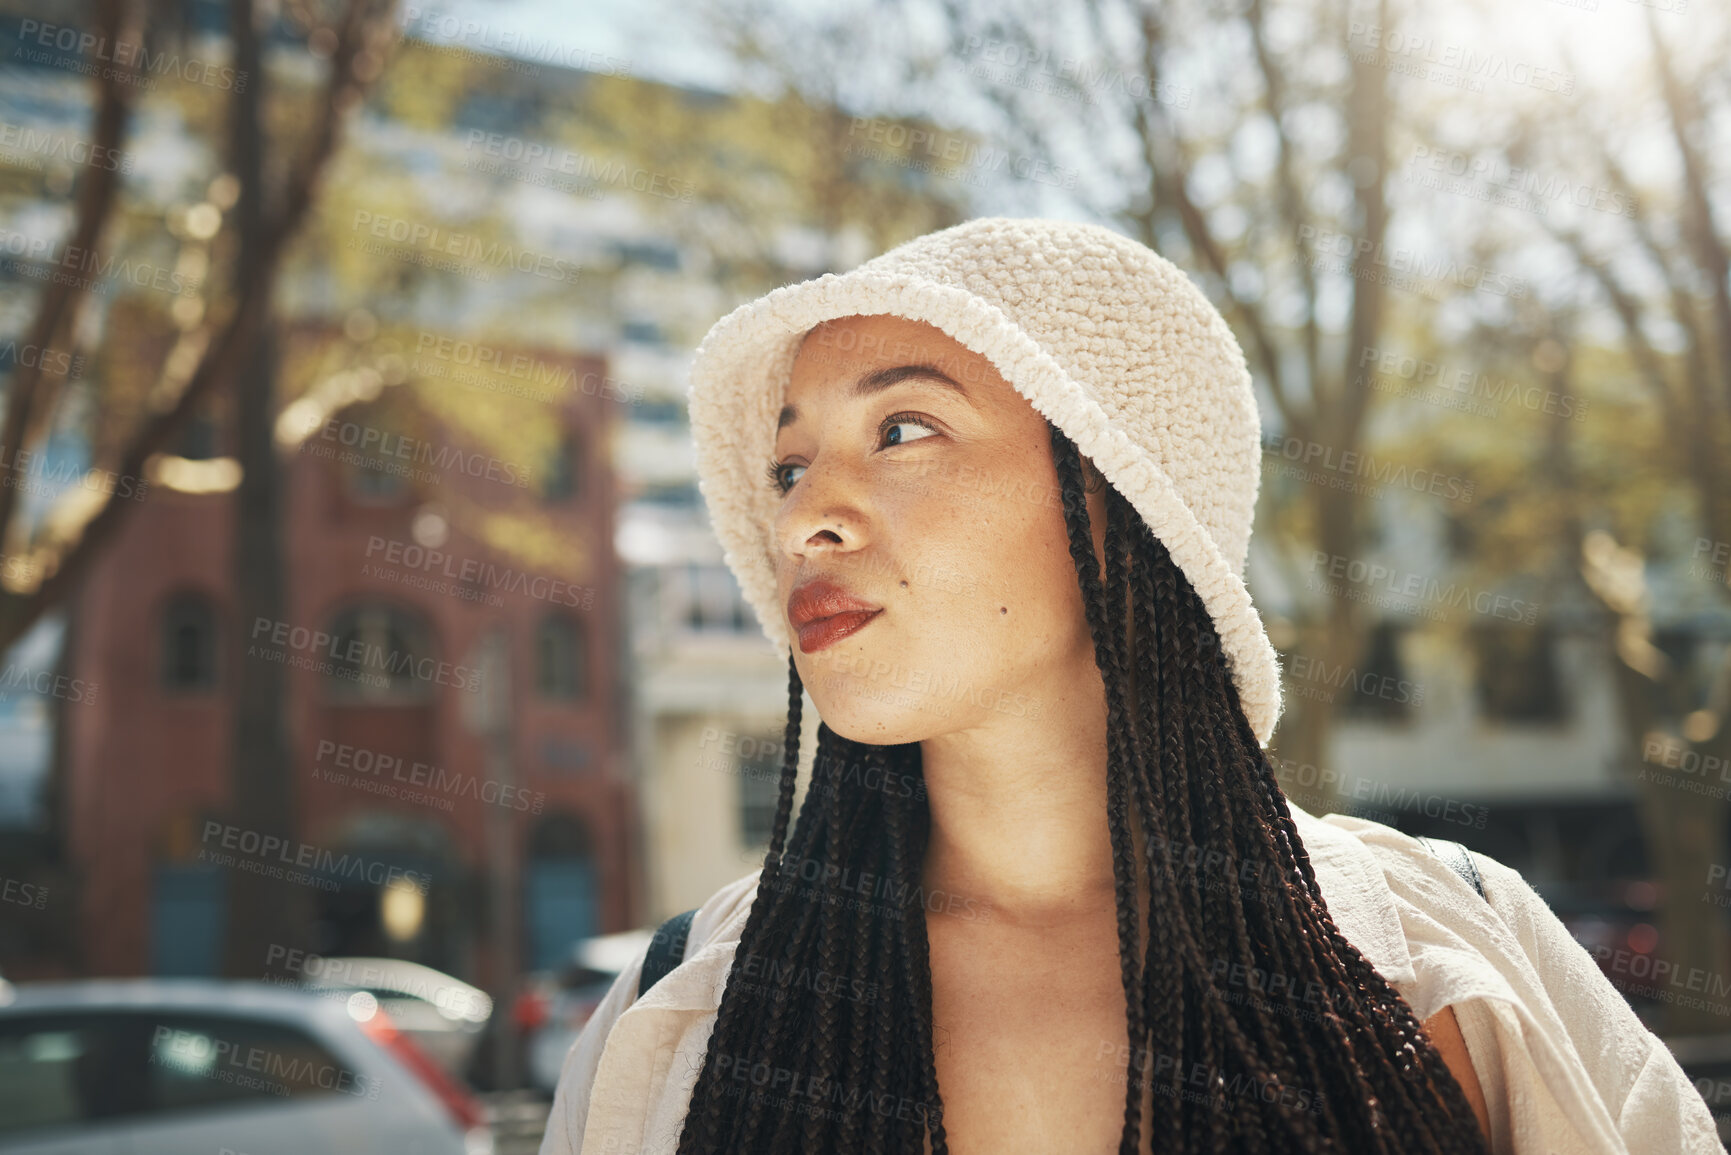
[
  {"x1": 523, "y1": 928, "x2": 652, "y2": 1094},
  {"x1": 294, "y1": 956, "x2": 493, "y2": 1077},
  {"x1": 0, "y1": 979, "x2": 493, "y2": 1155}
]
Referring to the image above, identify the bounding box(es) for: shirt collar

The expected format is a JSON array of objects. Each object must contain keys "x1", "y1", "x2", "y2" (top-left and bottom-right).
[{"x1": 637, "y1": 802, "x2": 1414, "y2": 1015}]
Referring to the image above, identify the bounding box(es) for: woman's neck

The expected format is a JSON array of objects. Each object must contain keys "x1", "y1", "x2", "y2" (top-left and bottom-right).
[{"x1": 916, "y1": 672, "x2": 1125, "y2": 928}]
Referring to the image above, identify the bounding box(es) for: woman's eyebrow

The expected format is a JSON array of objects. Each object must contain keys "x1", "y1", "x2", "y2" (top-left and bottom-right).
[{"x1": 777, "y1": 364, "x2": 969, "y2": 431}]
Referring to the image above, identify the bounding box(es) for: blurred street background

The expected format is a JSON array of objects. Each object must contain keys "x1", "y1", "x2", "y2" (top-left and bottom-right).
[{"x1": 0, "y1": 0, "x2": 1729, "y2": 1149}]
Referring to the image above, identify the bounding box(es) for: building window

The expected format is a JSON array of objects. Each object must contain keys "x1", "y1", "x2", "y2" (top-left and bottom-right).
[
  {"x1": 737, "y1": 735, "x2": 783, "y2": 847},
  {"x1": 344, "y1": 451, "x2": 408, "y2": 501},
  {"x1": 1338, "y1": 621, "x2": 1414, "y2": 723},
  {"x1": 541, "y1": 430, "x2": 581, "y2": 503},
  {"x1": 681, "y1": 564, "x2": 751, "y2": 633},
  {"x1": 324, "y1": 603, "x2": 437, "y2": 702},
  {"x1": 174, "y1": 411, "x2": 221, "y2": 460},
  {"x1": 1650, "y1": 627, "x2": 1713, "y2": 719},
  {"x1": 334, "y1": 408, "x2": 411, "y2": 502},
  {"x1": 161, "y1": 593, "x2": 218, "y2": 691},
  {"x1": 534, "y1": 615, "x2": 585, "y2": 701},
  {"x1": 1471, "y1": 623, "x2": 1566, "y2": 725}
]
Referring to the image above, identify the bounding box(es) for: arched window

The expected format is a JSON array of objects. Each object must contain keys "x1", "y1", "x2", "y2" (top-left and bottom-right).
[
  {"x1": 161, "y1": 592, "x2": 218, "y2": 691},
  {"x1": 324, "y1": 603, "x2": 438, "y2": 702},
  {"x1": 534, "y1": 614, "x2": 585, "y2": 701}
]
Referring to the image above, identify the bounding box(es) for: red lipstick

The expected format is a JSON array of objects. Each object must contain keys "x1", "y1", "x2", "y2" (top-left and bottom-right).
[{"x1": 787, "y1": 578, "x2": 883, "y2": 654}]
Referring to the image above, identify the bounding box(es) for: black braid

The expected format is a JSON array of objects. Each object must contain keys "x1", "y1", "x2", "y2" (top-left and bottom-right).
[{"x1": 672, "y1": 424, "x2": 1492, "y2": 1154}]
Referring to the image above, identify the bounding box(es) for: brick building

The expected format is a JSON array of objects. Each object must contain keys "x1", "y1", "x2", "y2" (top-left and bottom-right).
[{"x1": 60, "y1": 325, "x2": 640, "y2": 992}]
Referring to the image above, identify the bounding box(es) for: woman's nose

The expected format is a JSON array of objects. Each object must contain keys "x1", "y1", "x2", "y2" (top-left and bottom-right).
[{"x1": 774, "y1": 452, "x2": 870, "y2": 561}]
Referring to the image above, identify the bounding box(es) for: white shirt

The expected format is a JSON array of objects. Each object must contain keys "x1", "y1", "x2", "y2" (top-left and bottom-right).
[{"x1": 539, "y1": 803, "x2": 1722, "y2": 1154}]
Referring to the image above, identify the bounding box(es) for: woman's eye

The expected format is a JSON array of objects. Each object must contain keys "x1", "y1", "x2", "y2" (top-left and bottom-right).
[
  {"x1": 882, "y1": 417, "x2": 938, "y2": 448},
  {"x1": 766, "y1": 458, "x2": 803, "y2": 492},
  {"x1": 766, "y1": 414, "x2": 940, "y2": 494}
]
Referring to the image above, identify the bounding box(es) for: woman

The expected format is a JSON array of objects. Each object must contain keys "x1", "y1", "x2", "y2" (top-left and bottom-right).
[{"x1": 542, "y1": 218, "x2": 1719, "y2": 1153}]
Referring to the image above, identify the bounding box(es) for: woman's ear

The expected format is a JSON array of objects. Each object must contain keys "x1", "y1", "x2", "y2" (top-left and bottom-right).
[{"x1": 1082, "y1": 456, "x2": 1107, "y2": 494}]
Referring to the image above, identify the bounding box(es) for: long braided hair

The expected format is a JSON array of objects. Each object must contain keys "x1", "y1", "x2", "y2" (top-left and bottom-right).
[{"x1": 673, "y1": 422, "x2": 1491, "y2": 1154}]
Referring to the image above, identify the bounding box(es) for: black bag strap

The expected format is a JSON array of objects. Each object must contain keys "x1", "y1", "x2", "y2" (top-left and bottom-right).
[
  {"x1": 1419, "y1": 836, "x2": 1486, "y2": 900},
  {"x1": 637, "y1": 907, "x2": 699, "y2": 998}
]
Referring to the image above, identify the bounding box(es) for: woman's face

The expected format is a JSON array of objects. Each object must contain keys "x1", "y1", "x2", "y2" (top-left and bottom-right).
[{"x1": 771, "y1": 313, "x2": 1109, "y2": 745}]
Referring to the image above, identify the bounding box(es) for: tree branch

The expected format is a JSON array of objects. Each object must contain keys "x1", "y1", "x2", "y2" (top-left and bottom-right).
[
  {"x1": 0, "y1": 0, "x2": 143, "y2": 558},
  {"x1": 0, "y1": 0, "x2": 400, "y2": 650}
]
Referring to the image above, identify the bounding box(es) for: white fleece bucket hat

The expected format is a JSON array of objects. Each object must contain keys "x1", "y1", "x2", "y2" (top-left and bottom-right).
[{"x1": 686, "y1": 216, "x2": 1284, "y2": 747}]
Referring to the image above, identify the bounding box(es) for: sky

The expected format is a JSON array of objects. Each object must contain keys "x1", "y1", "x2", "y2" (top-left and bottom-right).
[
  {"x1": 401, "y1": 0, "x2": 746, "y2": 93},
  {"x1": 410, "y1": 0, "x2": 1669, "y2": 99}
]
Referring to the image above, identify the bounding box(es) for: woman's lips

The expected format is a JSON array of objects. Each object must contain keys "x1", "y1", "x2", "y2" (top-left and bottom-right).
[{"x1": 796, "y1": 609, "x2": 883, "y2": 654}]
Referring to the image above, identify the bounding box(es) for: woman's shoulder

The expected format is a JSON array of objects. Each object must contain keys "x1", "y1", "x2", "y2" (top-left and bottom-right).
[
  {"x1": 1303, "y1": 809, "x2": 1723, "y2": 1152},
  {"x1": 1302, "y1": 808, "x2": 1521, "y2": 912}
]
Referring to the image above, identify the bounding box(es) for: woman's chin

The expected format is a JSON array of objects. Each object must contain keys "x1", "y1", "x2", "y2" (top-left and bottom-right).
[{"x1": 809, "y1": 691, "x2": 947, "y2": 747}]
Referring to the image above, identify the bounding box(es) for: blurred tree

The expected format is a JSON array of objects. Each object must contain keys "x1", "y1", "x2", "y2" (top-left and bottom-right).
[
  {"x1": 1453, "y1": 8, "x2": 1731, "y2": 1034},
  {"x1": 0, "y1": 0, "x2": 402, "y2": 971},
  {"x1": 220, "y1": 0, "x2": 404, "y2": 979}
]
